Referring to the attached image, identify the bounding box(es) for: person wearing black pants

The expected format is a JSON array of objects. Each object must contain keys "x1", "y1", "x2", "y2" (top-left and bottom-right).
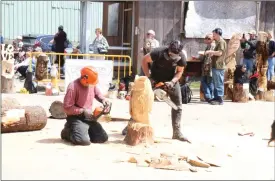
[
  {"x1": 61, "y1": 115, "x2": 108, "y2": 145},
  {"x1": 53, "y1": 25, "x2": 67, "y2": 72},
  {"x1": 61, "y1": 66, "x2": 110, "y2": 146},
  {"x1": 122, "y1": 40, "x2": 191, "y2": 143}
]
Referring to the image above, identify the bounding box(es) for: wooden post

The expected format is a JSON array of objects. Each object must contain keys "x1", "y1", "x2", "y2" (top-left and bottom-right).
[{"x1": 124, "y1": 76, "x2": 155, "y2": 146}]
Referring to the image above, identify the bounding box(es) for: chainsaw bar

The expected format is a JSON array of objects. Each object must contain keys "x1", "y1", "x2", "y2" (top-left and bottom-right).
[{"x1": 154, "y1": 89, "x2": 178, "y2": 110}]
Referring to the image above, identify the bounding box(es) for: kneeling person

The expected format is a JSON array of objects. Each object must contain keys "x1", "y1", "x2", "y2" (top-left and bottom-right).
[{"x1": 61, "y1": 66, "x2": 110, "y2": 145}]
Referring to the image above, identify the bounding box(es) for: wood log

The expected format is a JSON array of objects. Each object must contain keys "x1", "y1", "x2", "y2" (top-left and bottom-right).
[
  {"x1": 49, "y1": 101, "x2": 67, "y2": 119},
  {"x1": 264, "y1": 90, "x2": 274, "y2": 102},
  {"x1": 1, "y1": 106, "x2": 47, "y2": 133},
  {"x1": 1, "y1": 76, "x2": 15, "y2": 93},
  {"x1": 232, "y1": 83, "x2": 249, "y2": 103},
  {"x1": 124, "y1": 120, "x2": 154, "y2": 146},
  {"x1": 2, "y1": 97, "x2": 21, "y2": 110}
]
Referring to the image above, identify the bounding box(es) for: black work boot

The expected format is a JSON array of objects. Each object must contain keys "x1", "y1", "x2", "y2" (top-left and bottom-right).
[
  {"x1": 122, "y1": 125, "x2": 128, "y2": 136},
  {"x1": 210, "y1": 96, "x2": 223, "y2": 105},
  {"x1": 172, "y1": 120, "x2": 191, "y2": 143},
  {"x1": 61, "y1": 122, "x2": 71, "y2": 141}
]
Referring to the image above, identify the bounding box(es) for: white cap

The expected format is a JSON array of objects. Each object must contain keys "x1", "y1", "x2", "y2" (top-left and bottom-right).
[
  {"x1": 249, "y1": 30, "x2": 256, "y2": 35},
  {"x1": 147, "y1": 30, "x2": 155, "y2": 36},
  {"x1": 17, "y1": 36, "x2": 22, "y2": 40},
  {"x1": 18, "y1": 42, "x2": 24, "y2": 48},
  {"x1": 35, "y1": 47, "x2": 42, "y2": 52}
]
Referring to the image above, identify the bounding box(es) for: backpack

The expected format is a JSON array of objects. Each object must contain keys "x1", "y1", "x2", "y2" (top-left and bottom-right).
[{"x1": 181, "y1": 84, "x2": 192, "y2": 104}]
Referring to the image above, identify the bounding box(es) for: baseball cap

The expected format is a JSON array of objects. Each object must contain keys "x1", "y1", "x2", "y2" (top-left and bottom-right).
[
  {"x1": 147, "y1": 30, "x2": 155, "y2": 36},
  {"x1": 249, "y1": 30, "x2": 256, "y2": 35}
]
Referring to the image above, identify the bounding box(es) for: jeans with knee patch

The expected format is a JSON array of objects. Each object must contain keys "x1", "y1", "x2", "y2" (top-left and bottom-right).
[{"x1": 62, "y1": 115, "x2": 108, "y2": 145}]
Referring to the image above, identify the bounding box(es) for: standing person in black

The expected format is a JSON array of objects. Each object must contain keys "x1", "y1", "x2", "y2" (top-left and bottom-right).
[
  {"x1": 122, "y1": 40, "x2": 191, "y2": 143},
  {"x1": 53, "y1": 25, "x2": 67, "y2": 73}
]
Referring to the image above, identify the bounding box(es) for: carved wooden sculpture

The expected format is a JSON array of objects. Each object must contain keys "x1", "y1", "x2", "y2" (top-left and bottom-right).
[
  {"x1": 1, "y1": 44, "x2": 15, "y2": 93},
  {"x1": 35, "y1": 53, "x2": 49, "y2": 81},
  {"x1": 224, "y1": 33, "x2": 241, "y2": 99},
  {"x1": 256, "y1": 32, "x2": 269, "y2": 100},
  {"x1": 232, "y1": 65, "x2": 249, "y2": 103},
  {"x1": 124, "y1": 76, "x2": 154, "y2": 146}
]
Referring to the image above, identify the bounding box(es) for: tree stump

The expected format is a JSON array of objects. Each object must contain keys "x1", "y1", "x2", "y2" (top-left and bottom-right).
[
  {"x1": 232, "y1": 83, "x2": 249, "y2": 103},
  {"x1": 124, "y1": 120, "x2": 154, "y2": 146},
  {"x1": 49, "y1": 101, "x2": 67, "y2": 119},
  {"x1": 1, "y1": 106, "x2": 47, "y2": 133},
  {"x1": 1, "y1": 75, "x2": 15, "y2": 93}
]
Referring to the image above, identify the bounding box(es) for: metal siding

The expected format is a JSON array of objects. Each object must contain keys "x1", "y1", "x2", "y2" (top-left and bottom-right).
[
  {"x1": 88, "y1": 2, "x2": 103, "y2": 43},
  {"x1": 1, "y1": 1, "x2": 103, "y2": 43}
]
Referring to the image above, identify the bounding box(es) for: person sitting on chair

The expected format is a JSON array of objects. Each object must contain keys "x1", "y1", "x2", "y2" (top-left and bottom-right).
[{"x1": 61, "y1": 66, "x2": 111, "y2": 145}]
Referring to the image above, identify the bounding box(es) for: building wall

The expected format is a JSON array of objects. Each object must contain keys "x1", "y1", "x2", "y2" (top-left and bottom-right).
[
  {"x1": 136, "y1": 1, "x2": 182, "y2": 73},
  {"x1": 1, "y1": 1, "x2": 103, "y2": 43}
]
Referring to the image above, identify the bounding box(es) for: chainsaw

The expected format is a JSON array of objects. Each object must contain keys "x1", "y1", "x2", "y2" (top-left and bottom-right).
[
  {"x1": 92, "y1": 102, "x2": 112, "y2": 121},
  {"x1": 153, "y1": 82, "x2": 178, "y2": 110}
]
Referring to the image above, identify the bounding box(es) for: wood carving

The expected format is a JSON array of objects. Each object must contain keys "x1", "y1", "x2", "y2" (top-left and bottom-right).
[
  {"x1": 1, "y1": 44, "x2": 15, "y2": 93},
  {"x1": 224, "y1": 33, "x2": 241, "y2": 97},
  {"x1": 35, "y1": 53, "x2": 49, "y2": 81},
  {"x1": 232, "y1": 83, "x2": 249, "y2": 103},
  {"x1": 124, "y1": 75, "x2": 154, "y2": 146},
  {"x1": 1, "y1": 106, "x2": 47, "y2": 133},
  {"x1": 256, "y1": 31, "x2": 269, "y2": 97}
]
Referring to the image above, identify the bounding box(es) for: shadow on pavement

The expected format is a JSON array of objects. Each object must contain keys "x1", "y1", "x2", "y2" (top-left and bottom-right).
[{"x1": 36, "y1": 138, "x2": 73, "y2": 146}]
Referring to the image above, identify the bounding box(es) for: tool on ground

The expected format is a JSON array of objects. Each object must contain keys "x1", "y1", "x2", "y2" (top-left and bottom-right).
[
  {"x1": 92, "y1": 102, "x2": 112, "y2": 120},
  {"x1": 153, "y1": 82, "x2": 178, "y2": 110}
]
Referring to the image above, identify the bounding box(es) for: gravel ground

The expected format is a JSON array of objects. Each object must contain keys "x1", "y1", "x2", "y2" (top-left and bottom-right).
[{"x1": 1, "y1": 79, "x2": 275, "y2": 180}]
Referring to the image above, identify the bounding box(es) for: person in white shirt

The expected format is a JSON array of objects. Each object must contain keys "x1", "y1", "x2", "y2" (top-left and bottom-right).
[
  {"x1": 142, "y1": 30, "x2": 160, "y2": 55},
  {"x1": 140, "y1": 30, "x2": 160, "y2": 75}
]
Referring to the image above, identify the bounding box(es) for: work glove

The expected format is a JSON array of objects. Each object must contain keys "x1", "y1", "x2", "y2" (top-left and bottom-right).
[
  {"x1": 164, "y1": 81, "x2": 176, "y2": 90},
  {"x1": 82, "y1": 109, "x2": 93, "y2": 120}
]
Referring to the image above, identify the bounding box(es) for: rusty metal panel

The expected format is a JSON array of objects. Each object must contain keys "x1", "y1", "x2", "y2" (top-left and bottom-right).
[{"x1": 1, "y1": 1, "x2": 103, "y2": 43}]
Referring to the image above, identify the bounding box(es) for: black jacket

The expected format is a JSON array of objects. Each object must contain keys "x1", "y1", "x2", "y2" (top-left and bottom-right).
[
  {"x1": 268, "y1": 40, "x2": 275, "y2": 57},
  {"x1": 241, "y1": 39, "x2": 257, "y2": 59},
  {"x1": 54, "y1": 30, "x2": 67, "y2": 53}
]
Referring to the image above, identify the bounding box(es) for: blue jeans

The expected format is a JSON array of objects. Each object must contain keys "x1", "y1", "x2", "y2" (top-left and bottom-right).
[
  {"x1": 201, "y1": 76, "x2": 214, "y2": 99},
  {"x1": 267, "y1": 57, "x2": 275, "y2": 81},
  {"x1": 212, "y1": 68, "x2": 225, "y2": 98},
  {"x1": 243, "y1": 58, "x2": 254, "y2": 76}
]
